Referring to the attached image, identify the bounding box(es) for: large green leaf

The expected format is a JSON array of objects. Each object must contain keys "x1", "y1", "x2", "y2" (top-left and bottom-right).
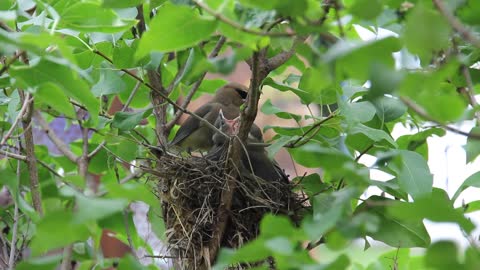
[
  {"x1": 465, "y1": 127, "x2": 480, "y2": 163},
  {"x1": 261, "y1": 99, "x2": 301, "y2": 121},
  {"x1": 239, "y1": 0, "x2": 308, "y2": 17},
  {"x1": 136, "y1": 3, "x2": 217, "y2": 58},
  {"x1": 35, "y1": 82, "x2": 76, "y2": 119},
  {"x1": 452, "y1": 171, "x2": 480, "y2": 201},
  {"x1": 404, "y1": 4, "x2": 451, "y2": 61},
  {"x1": 289, "y1": 142, "x2": 353, "y2": 168},
  {"x1": 323, "y1": 36, "x2": 400, "y2": 80},
  {"x1": 57, "y1": 1, "x2": 137, "y2": 33},
  {"x1": 357, "y1": 196, "x2": 431, "y2": 248},
  {"x1": 389, "y1": 150, "x2": 433, "y2": 199},
  {"x1": 111, "y1": 109, "x2": 153, "y2": 130},
  {"x1": 10, "y1": 58, "x2": 100, "y2": 123},
  {"x1": 350, "y1": 0, "x2": 382, "y2": 20},
  {"x1": 30, "y1": 209, "x2": 91, "y2": 255},
  {"x1": 425, "y1": 241, "x2": 462, "y2": 270},
  {"x1": 389, "y1": 188, "x2": 475, "y2": 233}
]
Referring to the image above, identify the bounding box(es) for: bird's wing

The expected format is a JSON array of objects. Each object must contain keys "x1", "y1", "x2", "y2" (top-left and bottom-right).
[{"x1": 169, "y1": 104, "x2": 215, "y2": 146}]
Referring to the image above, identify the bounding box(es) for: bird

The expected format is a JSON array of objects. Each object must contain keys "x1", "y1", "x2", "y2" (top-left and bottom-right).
[
  {"x1": 208, "y1": 110, "x2": 289, "y2": 184},
  {"x1": 169, "y1": 82, "x2": 248, "y2": 152}
]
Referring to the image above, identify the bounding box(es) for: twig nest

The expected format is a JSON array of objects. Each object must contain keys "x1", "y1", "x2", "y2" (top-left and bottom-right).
[{"x1": 152, "y1": 151, "x2": 302, "y2": 269}]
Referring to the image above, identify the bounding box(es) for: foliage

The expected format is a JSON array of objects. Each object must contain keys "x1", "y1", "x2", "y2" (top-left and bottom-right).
[{"x1": 0, "y1": 0, "x2": 480, "y2": 269}]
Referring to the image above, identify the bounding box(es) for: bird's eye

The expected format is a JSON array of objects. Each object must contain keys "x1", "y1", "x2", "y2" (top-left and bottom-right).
[{"x1": 234, "y1": 88, "x2": 248, "y2": 99}]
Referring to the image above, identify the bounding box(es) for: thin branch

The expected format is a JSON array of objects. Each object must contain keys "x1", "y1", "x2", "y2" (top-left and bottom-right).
[
  {"x1": 123, "y1": 81, "x2": 142, "y2": 112},
  {"x1": 92, "y1": 50, "x2": 230, "y2": 141},
  {"x1": 0, "y1": 150, "x2": 26, "y2": 161},
  {"x1": 0, "y1": 21, "x2": 13, "y2": 32},
  {"x1": 1, "y1": 94, "x2": 32, "y2": 146},
  {"x1": 192, "y1": 0, "x2": 295, "y2": 37},
  {"x1": 19, "y1": 92, "x2": 43, "y2": 215},
  {"x1": 120, "y1": 170, "x2": 143, "y2": 184},
  {"x1": 460, "y1": 66, "x2": 480, "y2": 124},
  {"x1": 7, "y1": 161, "x2": 20, "y2": 270},
  {"x1": 333, "y1": 0, "x2": 345, "y2": 37},
  {"x1": 33, "y1": 110, "x2": 78, "y2": 162},
  {"x1": 123, "y1": 209, "x2": 136, "y2": 258},
  {"x1": 165, "y1": 36, "x2": 227, "y2": 131},
  {"x1": 400, "y1": 97, "x2": 480, "y2": 139},
  {"x1": 0, "y1": 51, "x2": 23, "y2": 77},
  {"x1": 285, "y1": 113, "x2": 337, "y2": 148},
  {"x1": 59, "y1": 245, "x2": 72, "y2": 270},
  {"x1": 432, "y1": 0, "x2": 480, "y2": 48},
  {"x1": 306, "y1": 237, "x2": 325, "y2": 251}
]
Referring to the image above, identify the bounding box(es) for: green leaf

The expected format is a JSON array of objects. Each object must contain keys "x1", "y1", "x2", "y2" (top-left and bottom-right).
[
  {"x1": 102, "y1": 0, "x2": 143, "y2": 8},
  {"x1": 396, "y1": 128, "x2": 445, "y2": 159},
  {"x1": 58, "y1": 2, "x2": 137, "y2": 33},
  {"x1": 75, "y1": 195, "x2": 128, "y2": 223},
  {"x1": 367, "y1": 63, "x2": 404, "y2": 99},
  {"x1": 303, "y1": 188, "x2": 357, "y2": 239},
  {"x1": 464, "y1": 200, "x2": 480, "y2": 214},
  {"x1": 239, "y1": 0, "x2": 308, "y2": 17},
  {"x1": 10, "y1": 58, "x2": 100, "y2": 123},
  {"x1": 35, "y1": 82, "x2": 76, "y2": 119},
  {"x1": 346, "y1": 123, "x2": 397, "y2": 150},
  {"x1": 340, "y1": 101, "x2": 377, "y2": 124},
  {"x1": 372, "y1": 96, "x2": 407, "y2": 123},
  {"x1": 465, "y1": 127, "x2": 480, "y2": 163},
  {"x1": 323, "y1": 36, "x2": 400, "y2": 80},
  {"x1": 92, "y1": 68, "x2": 127, "y2": 96},
  {"x1": 260, "y1": 214, "x2": 296, "y2": 239},
  {"x1": 357, "y1": 196, "x2": 431, "y2": 248},
  {"x1": 425, "y1": 241, "x2": 462, "y2": 270},
  {"x1": 30, "y1": 210, "x2": 91, "y2": 255},
  {"x1": 350, "y1": 0, "x2": 383, "y2": 20},
  {"x1": 105, "y1": 181, "x2": 158, "y2": 208},
  {"x1": 113, "y1": 40, "x2": 138, "y2": 68},
  {"x1": 265, "y1": 237, "x2": 294, "y2": 255},
  {"x1": 263, "y1": 77, "x2": 313, "y2": 104},
  {"x1": 389, "y1": 188, "x2": 475, "y2": 233},
  {"x1": 404, "y1": 4, "x2": 451, "y2": 61},
  {"x1": 289, "y1": 142, "x2": 353, "y2": 168},
  {"x1": 389, "y1": 150, "x2": 432, "y2": 199},
  {"x1": 261, "y1": 99, "x2": 301, "y2": 121},
  {"x1": 16, "y1": 255, "x2": 63, "y2": 270},
  {"x1": 136, "y1": 3, "x2": 217, "y2": 58},
  {"x1": 112, "y1": 109, "x2": 152, "y2": 130},
  {"x1": 298, "y1": 66, "x2": 335, "y2": 105},
  {"x1": 452, "y1": 171, "x2": 480, "y2": 202}
]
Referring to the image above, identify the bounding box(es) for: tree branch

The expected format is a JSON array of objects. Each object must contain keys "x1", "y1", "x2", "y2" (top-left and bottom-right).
[
  {"x1": 192, "y1": 0, "x2": 295, "y2": 37},
  {"x1": 0, "y1": 51, "x2": 23, "y2": 77},
  {"x1": 0, "y1": 150, "x2": 26, "y2": 160},
  {"x1": 285, "y1": 113, "x2": 337, "y2": 148},
  {"x1": 460, "y1": 66, "x2": 480, "y2": 125},
  {"x1": 33, "y1": 110, "x2": 78, "y2": 162},
  {"x1": 432, "y1": 0, "x2": 480, "y2": 48},
  {"x1": 1, "y1": 93, "x2": 32, "y2": 146},
  {"x1": 7, "y1": 161, "x2": 20, "y2": 270},
  {"x1": 19, "y1": 92, "x2": 43, "y2": 215},
  {"x1": 401, "y1": 97, "x2": 480, "y2": 139}
]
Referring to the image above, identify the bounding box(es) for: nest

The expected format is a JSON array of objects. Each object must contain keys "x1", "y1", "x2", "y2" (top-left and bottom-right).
[{"x1": 151, "y1": 148, "x2": 303, "y2": 269}]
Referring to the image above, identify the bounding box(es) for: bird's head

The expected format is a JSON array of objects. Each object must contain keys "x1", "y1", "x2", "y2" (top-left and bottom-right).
[
  {"x1": 214, "y1": 82, "x2": 248, "y2": 106},
  {"x1": 217, "y1": 109, "x2": 240, "y2": 136}
]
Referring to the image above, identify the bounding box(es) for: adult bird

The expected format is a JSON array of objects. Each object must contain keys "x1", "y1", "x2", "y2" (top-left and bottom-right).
[
  {"x1": 169, "y1": 82, "x2": 248, "y2": 152},
  {"x1": 208, "y1": 110, "x2": 288, "y2": 184}
]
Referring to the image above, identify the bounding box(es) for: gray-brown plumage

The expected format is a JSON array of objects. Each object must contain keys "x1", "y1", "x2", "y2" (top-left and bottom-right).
[
  {"x1": 208, "y1": 111, "x2": 288, "y2": 184},
  {"x1": 169, "y1": 82, "x2": 248, "y2": 151}
]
